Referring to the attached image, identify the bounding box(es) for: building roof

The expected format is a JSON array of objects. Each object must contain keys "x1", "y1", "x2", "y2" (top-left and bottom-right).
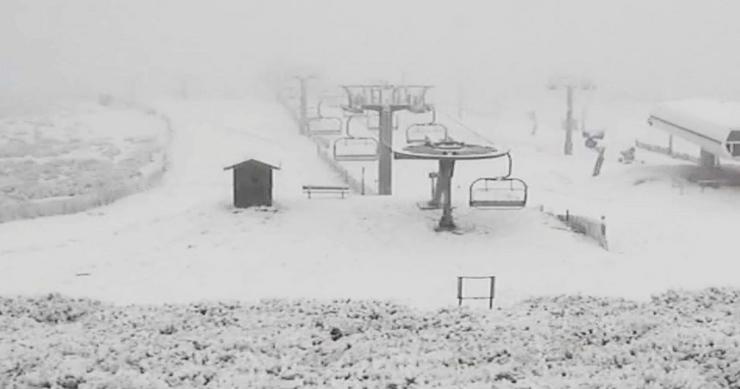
[{"x1": 223, "y1": 158, "x2": 281, "y2": 171}]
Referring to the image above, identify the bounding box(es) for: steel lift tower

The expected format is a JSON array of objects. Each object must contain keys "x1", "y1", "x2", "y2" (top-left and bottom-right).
[
  {"x1": 341, "y1": 84, "x2": 433, "y2": 195},
  {"x1": 547, "y1": 76, "x2": 596, "y2": 155},
  {"x1": 294, "y1": 75, "x2": 317, "y2": 136}
]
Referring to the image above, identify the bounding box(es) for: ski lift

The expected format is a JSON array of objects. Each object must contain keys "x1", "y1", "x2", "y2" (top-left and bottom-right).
[
  {"x1": 307, "y1": 116, "x2": 343, "y2": 135},
  {"x1": 307, "y1": 98, "x2": 343, "y2": 135},
  {"x1": 332, "y1": 115, "x2": 379, "y2": 162},
  {"x1": 405, "y1": 109, "x2": 449, "y2": 143},
  {"x1": 333, "y1": 137, "x2": 379, "y2": 161},
  {"x1": 469, "y1": 177, "x2": 528, "y2": 209},
  {"x1": 468, "y1": 153, "x2": 528, "y2": 209}
]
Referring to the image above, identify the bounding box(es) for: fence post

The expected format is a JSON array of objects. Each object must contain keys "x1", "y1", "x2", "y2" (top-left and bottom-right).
[
  {"x1": 457, "y1": 277, "x2": 463, "y2": 306},
  {"x1": 361, "y1": 167, "x2": 366, "y2": 195},
  {"x1": 489, "y1": 276, "x2": 496, "y2": 309}
]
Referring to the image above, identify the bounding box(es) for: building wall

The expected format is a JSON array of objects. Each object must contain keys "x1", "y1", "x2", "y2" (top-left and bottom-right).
[{"x1": 233, "y1": 163, "x2": 272, "y2": 207}]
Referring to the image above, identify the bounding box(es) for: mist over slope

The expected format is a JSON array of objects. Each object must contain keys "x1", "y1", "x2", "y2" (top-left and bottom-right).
[{"x1": 2, "y1": 0, "x2": 740, "y2": 111}]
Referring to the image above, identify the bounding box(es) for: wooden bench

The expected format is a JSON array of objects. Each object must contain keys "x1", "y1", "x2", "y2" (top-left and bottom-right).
[{"x1": 302, "y1": 185, "x2": 350, "y2": 199}]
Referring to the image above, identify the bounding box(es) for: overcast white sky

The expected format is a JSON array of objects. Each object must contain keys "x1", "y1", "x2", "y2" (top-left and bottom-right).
[{"x1": 2, "y1": 0, "x2": 740, "y2": 107}]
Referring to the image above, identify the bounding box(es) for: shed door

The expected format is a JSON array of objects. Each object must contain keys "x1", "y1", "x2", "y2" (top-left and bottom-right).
[{"x1": 235, "y1": 165, "x2": 271, "y2": 207}]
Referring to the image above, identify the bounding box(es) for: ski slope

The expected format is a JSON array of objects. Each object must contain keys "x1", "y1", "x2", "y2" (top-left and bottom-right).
[{"x1": 1, "y1": 97, "x2": 739, "y2": 309}]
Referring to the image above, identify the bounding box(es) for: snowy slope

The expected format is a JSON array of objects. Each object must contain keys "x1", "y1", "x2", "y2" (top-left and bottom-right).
[{"x1": 1, "y1": 97, "x2": 739, "y2": 310}]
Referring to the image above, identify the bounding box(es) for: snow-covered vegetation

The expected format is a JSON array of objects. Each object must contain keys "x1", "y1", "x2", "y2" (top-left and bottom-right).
[
  {"x1": 1, "y1": 288, "x2": 739, "y2": 388},
  {"x1": 0, "y1": 103, "x2": 170, "y2": 222}
]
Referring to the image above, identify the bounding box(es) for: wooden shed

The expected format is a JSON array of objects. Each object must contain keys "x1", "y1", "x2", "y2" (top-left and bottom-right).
[{"x1": 223, "y1": 158, "x2": 280, "y2": 208}]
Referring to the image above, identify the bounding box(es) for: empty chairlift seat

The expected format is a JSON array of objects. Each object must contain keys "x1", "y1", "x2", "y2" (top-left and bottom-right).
[
  {"x1": 469, "y1": 177, "x2": 528, "y2": 209},
  {"x1": 307, "y1": 116, "x2": 343, "y2": 135},
  {"x1": 333, "y1": 137, "x2": 379, "y2": 161},
  {"x1": 406, "y1": 123, "x2": 449, "y2": 144}
]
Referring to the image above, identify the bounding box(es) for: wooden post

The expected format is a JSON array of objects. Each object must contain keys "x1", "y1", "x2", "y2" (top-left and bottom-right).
[
  {"x1": 457, "y1": 277, "x2": 463, "y2": 306},
  {"x1": 564, "y1": 85, "x2": 574, "y2": 155},
  {"x1": 378, "y1": 106, "x2": 394, "y2": 195},
  {"x1": 489, "y1": 276, "x2": 496, "y2": 309},
  {"x1": 592, "y1": 147, "x2": 606, "y2": 176},
  {"x1": 361, "y1": 167, "x2": 365, "y2": 195},
  {"x1": 437, "y1": 159, "x2": 456, "y2": 230}
]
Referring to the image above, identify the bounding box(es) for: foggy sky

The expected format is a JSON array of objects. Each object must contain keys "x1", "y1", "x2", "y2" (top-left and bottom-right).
[{"x1": 2, "y1": 0, "x2": 740, "y2": 107}]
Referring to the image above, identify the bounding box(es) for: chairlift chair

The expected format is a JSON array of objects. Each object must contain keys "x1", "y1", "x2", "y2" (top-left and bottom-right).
[
  {"x1": 331, "y1": 114, "x2": 380, "y2": 162},
  {"x1": 468, "y1": 153, "x2": 528, "y2": 209},
  {"x1": 307, "y1": 116, "x2": 343, "y2": 135},
  {"x1": 332, "y1": 137, "x2": 379, "y2": 161},
  {"x1": 405, "y1": 108, "x2": 449, "y2": 143},
  {"x1": 307, "y1": 98, "x2": 343, "y2": 135},
  {"x1": 469, "y1": 177, "x2": 528, "y2": 209}
]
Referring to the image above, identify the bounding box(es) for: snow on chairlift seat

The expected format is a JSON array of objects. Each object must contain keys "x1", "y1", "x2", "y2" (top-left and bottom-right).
[
  {"x1": 469, "y1": 177, "x2": 528, "y2": 209},
  {"x1": 307, "y1": 116, "x2": 343, "y2": 135},
  {"x1": 406, "y1": 123, "x2": 449, "y2": 144},
  {"x1": 332, "y1": 137, "x2": 379, "y2": 162}
]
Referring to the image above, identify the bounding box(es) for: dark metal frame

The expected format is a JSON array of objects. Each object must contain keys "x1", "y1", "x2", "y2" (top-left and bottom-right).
[
  {"x1": 457, "y1": 276, "x2": 496, "y2": 309},
  {"x1": 405, "y1": 109, "x2": 449, "y2": 143},
  {"x1": 332, "y1": 114, "x2": 379, "y2": 162},
  {"x1": 307, "y1": 96, "x2": 344, "y2": 136},
  {"x1": 468, "y1": 177, "x2": 528, "y2": 209},
  {"x1": 468, "y1": 153, "x2": 528, "y2": 209}
]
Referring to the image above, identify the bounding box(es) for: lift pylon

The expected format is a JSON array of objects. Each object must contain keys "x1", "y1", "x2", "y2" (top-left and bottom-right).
[{"x1": 341, "y1": 84, "x2": 433, "y2": 195}]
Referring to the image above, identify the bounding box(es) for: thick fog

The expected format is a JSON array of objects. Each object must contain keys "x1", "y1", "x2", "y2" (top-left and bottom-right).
[{"x1": 2, "y1": 0, "x2": 740, "y2": 110}]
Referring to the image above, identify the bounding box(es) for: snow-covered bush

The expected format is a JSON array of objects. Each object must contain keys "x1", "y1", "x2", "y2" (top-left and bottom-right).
[
  {"x1": 0, "y1": 103, "x2": 170, "y2": 222},
  {"x1": 1, "y1": 288, "x2": 739, "y2": 388}
]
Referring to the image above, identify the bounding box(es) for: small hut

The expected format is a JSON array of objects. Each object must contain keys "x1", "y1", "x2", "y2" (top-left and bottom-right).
[{"x1": 223, "y1": 158, "x2": 280, "y2": 208}]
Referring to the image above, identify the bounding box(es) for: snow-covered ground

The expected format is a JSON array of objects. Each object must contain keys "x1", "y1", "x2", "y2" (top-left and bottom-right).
[{"x1": 1, "y1": 96, "x2": 739, "y2": 309}]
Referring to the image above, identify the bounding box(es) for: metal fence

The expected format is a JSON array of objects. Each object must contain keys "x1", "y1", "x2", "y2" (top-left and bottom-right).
[
  {"x1": 556, "y1": 210, "x2": 609, "y2": 250},
  {"x1": 635, "y1": 140, "x2": 699, "y2": 164}
]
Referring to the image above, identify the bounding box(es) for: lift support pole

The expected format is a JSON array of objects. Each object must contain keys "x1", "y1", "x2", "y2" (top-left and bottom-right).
[
  {"x1": 341, "y1": 84, "x2": 433, "y2": 195},
  {"x1": 436, "y1": 159, "x2": 456, "y2": 231},
  {"x1": 564, "y1": 85, "x2": 574, "y2": 156},
  {"x1": 378, "y1": 106, "x2": 394, "y2": 195},
  {"x1": 298, "y1": 77, "x2": 308, "y2": 135}
]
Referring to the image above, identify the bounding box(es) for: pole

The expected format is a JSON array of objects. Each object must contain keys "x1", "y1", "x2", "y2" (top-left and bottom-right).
[
  {"x1": 437, "y1": 159, "x2": 456, "y2": 230},
  {"x1": 489, "y1": 276, "x2": 496, "y2": 309},
  {"x1": 565, "y1": 85, "x2": 574, "y2": 155},
  {"x1": 298, "y1": 78, "x2": 308, "y2": 135},
  {"x1": 378, "y1": 106, "x2": 394, "y2": 195},
  {"x1": 457, "y1": 277, "x2": 463, "y2": 306},
  {"x1": 361, "y1": 167, "x2": 366, "y2": 195}
]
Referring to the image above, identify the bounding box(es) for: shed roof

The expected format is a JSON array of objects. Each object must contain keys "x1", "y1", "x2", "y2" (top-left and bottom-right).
[{"x1": 223, "y1": 158, "x2": 281, "y2": 171}]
